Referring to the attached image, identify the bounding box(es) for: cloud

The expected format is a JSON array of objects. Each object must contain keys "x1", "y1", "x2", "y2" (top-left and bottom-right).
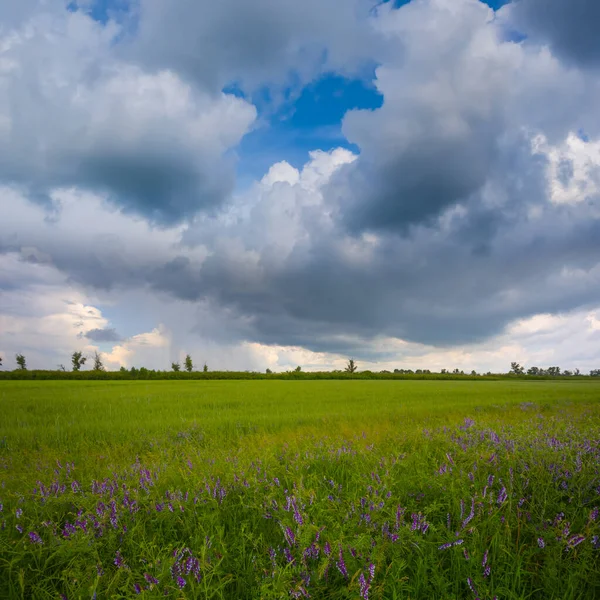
[
  {"x1": 507, "y1": 0, "x2": 600, "y2": 68},
  {"x1": 84, "y1": 327, "x2": 122, "y2": 342},
  {"x1": 127, "y1": 0, "x2": 379, "y2": 93},
  {"x1": 1, "y1": 0, "x2": 600, "y2": 369},
  {"x1": 0, "y1": 7, "x2": 256, "y2": 225}
]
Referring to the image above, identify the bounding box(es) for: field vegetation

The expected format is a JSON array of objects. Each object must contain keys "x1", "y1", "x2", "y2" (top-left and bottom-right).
[{"x1": 0, "y1": 380, "x2": 599, "y2": 599}]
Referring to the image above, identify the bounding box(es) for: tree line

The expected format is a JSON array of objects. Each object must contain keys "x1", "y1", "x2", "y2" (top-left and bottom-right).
[
  {"x1": 1, "y1": 352, "x2": 599, "y2": 380},
  {"x1": 0, "y1": 350, "x2": 600, "y2": 377}
]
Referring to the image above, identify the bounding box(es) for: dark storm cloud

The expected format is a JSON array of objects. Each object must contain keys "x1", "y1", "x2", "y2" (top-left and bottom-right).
[
  {"x1": 84, "y1": 327, "x2": 122, "y2": 342},
  {"x1": 76, "y1": 151, "x2": 232, "y2": 226},
  {"x1": 510, "y1": 0, "x2": 600, "y2": 67},
  {"x1": 334, "y1": 133, "x2": 498, "y2": 233},
  {"x1": 0, "y1": 8, "x2": 256, "y2": 227}
]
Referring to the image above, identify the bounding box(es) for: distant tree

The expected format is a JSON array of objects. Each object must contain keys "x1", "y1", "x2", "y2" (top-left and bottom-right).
[
  {"x1": 547, "y1": 366, "x2": 561, "y2": 377},
  {"x1": 15, "y1": 354, "x2": 26, "y2": 370},
  {"x1": 441, "y1": 369, "x2": 447, "y2": 374},
  {"x1": 471, "y1": 370, "x2": 477, "y2": 376},
  {"x1": 574, "y1": 368, "x2": 580, "y2": 376},
  {"x1": 119, "y1": 366, "x2": 128, "y2": 374},
  {"x1": 184, "y1": 354, "x2": 194, "y2": 373},
  {"x1": 57, "y1": 364, "x2": 66, "y2": 372},
  {"x1": 93, "y1": 351, "x2": 104, "y2": 371},
  {"x1": 266, "y1": 368, "x2": 272, "y2": 374},
  {"x1": 130, "y1": 367, "x2": 138, "y2": 376},
  {"x1": 294, "y1": 366, "x2": 302, "y2": 373},
  {"x1": 562, "y1": 369, "x2": 573, "y2": 377},
  {"x1": 345, "y1": 359, "x2": 357, "y2": 374},
  {"x1": 510, "y1": 362, "x2": 525, "y2": 375},
  {"x1": 71, "y1": 351, "x2": 87, "y2": 372},
  {"x1": 171, "y1": 362, "x2": 181, "y2": 372},
  {"x1": 527, "y1": 366, "x2": 540, "y2": 376},
  {"x1": 590, "y1": 369, "x2": 600, "y2": 377},
  {"x1": 0, "y1": 356, "x2": 2, "y2": 368},
  {"x1": 203, "y1": 363, "x2": 208, "y2": 373}
]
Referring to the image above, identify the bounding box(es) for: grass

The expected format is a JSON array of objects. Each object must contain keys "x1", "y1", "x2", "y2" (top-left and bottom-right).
[{"x1": 0, "y1": 380, "x2": 599, "y2": 599}]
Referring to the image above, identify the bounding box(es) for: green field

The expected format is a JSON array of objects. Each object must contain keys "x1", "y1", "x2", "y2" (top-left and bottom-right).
[{"x1": 0, "y1": 380, "x2": 599, "y2": 599}]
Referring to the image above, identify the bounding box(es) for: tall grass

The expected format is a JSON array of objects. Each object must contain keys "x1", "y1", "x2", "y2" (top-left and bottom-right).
[{"x1": 0, "y1": 381, "x2": 598, "y2": 598}]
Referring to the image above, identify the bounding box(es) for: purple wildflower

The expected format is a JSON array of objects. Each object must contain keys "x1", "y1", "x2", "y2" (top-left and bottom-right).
[
  {"x1": 467, "y1": 577, "x2": 478, "y2": 595},
  {"x1": 133, "y1": 584, "x2": 142, "y2": 594},
  {"x1": 463, "y1": 548, "x2": 470, "y2": 560},
  {"x1": 28, "y1": 531, "x2": 43, "y2": 544},
  {"x1": 482, "y1": 550, "x2": 489, "y2": 567},
  {"x1": 336, "y1": 546, "x2": 348, "y2": 578},
  {"x1": 566, "y1": 535, "x2": 585, "y2": 550},
  {"x1": 114, "y1": 550, "x2": 125, "y2": 569},
  {"x1": 323, "y1": 541, "x2": 331, "y2": 556},
  {"x1": 144, "y1": 573, "x2": 159, "y2": 585},
  {"x1": 462, "y1": 498, "x2": 475, "y2": 529},
  {"x1": 497, "y1": 487, "x2": 507, "y2": 505},
  {"x1": 283, "y1": 548, "x2": 294, "y2": 564},
  {"x1": 483, "y1": 565, "x2": 491, "y2": 578},
  {"x1": 538, "y1": 537, "x2": 545, "y2": 548},
  {"x1": 359, "y1": 573, "x2": 370, "y2": 600},
  {"x1": 284, "y1": 526, "x2": 296, "y2": 547},
  {"x1": 176, "y1": 576, "x2": 186, "y2": 589}
]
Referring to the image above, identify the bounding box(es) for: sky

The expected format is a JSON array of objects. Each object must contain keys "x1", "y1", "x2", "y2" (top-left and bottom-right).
[{"x1": 1, "y1": 0, "x2": 600, "y2": 373}]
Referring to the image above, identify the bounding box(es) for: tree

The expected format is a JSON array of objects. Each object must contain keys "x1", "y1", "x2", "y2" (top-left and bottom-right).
[
  {"x1": 266, "y1": 368, "x2": 272, "y2": 374},
  {"x1": 574, "y1": 368, "x2": 580, "y2": 376},
  {"x1": 0, "y1": 356, "x2": 2, "y2": 368},
  {"x1": 203, "y1": 363, "x2": 208, "y2": 373},
  {"x1": 294, "y1": 366, "x2": 302, "y2": 372},
  {"x1": 471, "y1": 370, "x2": 477, "y2": 376},
  {"x1": 510, "y1": 362, "x2": 525, "y2": 375},
  {"x1": 547, "y1": 366, "x2": 561, "y2": 377},
  {"x1": 57, "y1": 364, "x2": 66, "y2": 372},
  {"x1": 93, "y1": 351, "x2": 104, "y2": 371},
  {"x1": 171, "y1": 362, "x2": 181, "y2": 372},
  {"x1": 345, "y1": 359, "x2": 357, "y2": 374},
  {"x1": 527, "y1": 366, "x2": 540, "y2": 376},
  {"x1": 71, "y1": 351, "x2": 87, "y2": 371},
  {"x1": 590, "y1": 369, "x2": 600, "y2": 377},
  {"x1": 15, "y1": 354, "x2": 26, "y2": 370},
  {"x1": 184, "y1": 354, "x2": 194, "y2": 373}
]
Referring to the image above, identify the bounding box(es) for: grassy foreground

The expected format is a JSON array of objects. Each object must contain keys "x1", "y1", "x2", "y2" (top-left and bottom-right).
[{"x1": 0, "y1": 380, "x2": 599, "y2": 599}]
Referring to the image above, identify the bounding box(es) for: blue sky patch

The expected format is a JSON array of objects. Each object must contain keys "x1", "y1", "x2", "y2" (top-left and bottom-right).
[{"x1": 234, "y1": 73, "x2": 383, "y2": 185}]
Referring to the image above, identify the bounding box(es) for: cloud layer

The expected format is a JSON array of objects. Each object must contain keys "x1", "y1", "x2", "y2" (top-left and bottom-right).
[{"x1": 1, "y1": 0, "x2": 600, "y2": 370}]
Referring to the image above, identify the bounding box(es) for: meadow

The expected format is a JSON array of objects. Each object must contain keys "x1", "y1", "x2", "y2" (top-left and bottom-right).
[{"x1": 0, "y1": 380, "x2": 599, "y2": 599}]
